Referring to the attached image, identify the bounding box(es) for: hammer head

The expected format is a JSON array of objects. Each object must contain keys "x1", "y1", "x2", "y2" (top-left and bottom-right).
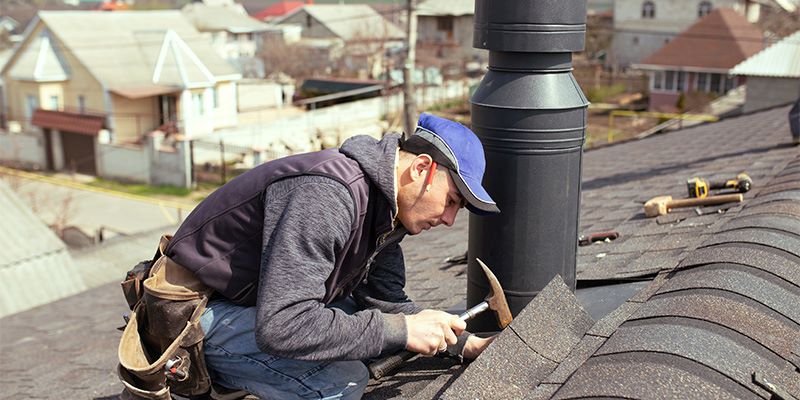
[
  {"x1": 644, "y1": 195, "x2": 673, "y2": 217},
  {"x1": 476, "y1": 258, "x2": 513, "y2": 329}
]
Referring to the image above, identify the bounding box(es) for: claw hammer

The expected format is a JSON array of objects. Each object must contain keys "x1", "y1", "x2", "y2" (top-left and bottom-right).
[{"x1": 368, "y1": 258, "x2": 513, "y2": 379}]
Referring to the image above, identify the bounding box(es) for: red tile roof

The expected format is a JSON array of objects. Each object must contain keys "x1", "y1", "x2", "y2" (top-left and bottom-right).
[
  {"x1": 640, "y1": 8, "x2": 765, "y2": 70},
  {"x1": 253, "y1": 1, "x2": 307, "y2": 20},
  {"x1": 31, "y1": 109, "x2": 106, "y2": 135}
]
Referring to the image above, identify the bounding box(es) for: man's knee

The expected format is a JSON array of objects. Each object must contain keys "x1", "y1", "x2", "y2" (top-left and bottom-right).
[{"x1": 324, "y1": 361, "x2": 369, "y2": 399}]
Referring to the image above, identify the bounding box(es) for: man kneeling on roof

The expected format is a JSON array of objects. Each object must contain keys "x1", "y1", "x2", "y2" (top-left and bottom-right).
[{"x1": 166, "y1": 114, "x2": 499, "y2": 399}]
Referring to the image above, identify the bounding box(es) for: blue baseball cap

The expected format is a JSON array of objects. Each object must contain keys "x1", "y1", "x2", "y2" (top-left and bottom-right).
[{"x1": 400, "y1": 113, "x2": 500, "y2": 215}]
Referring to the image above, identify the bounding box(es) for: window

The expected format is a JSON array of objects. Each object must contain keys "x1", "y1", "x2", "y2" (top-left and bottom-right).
[
  {"x1": 697, "y1": 73, "x2": 708, "y2": 91},
  {"x1": 710, "y1": 73, "x2": 721, "y2": 93},
  {"x1": 437, "y1": 16, "x2": 454, "y2": 32},
  {"x1": 665, "y1": 71, "x2": 675, "y2": 91},
  {"x1": 653, "y1": 71, "x2": 663, "y2": 90},
  {"x1": 78, "y1": 95, "x2": 86, "y2": 113},
  {"x1": 698, "y1": 1, "x2": 713, "y2": 18},
  {"x1": 211, "y1": 87, "x2": 219, "y2": 109},
  {"x1": 49, "y1": 95, "x2": 60, "y2": 110},
  {"x1": 642, "y1": 1, "x2": 656, "y2": 18},
  {"x1": 724, "y1": 76, "x2": 735, "y2": 93},
  {"x1": 25, "y1": 95, "x2": 39, "y2": 121},
  {"x1": 633, "y1": 36, "x2": 639, "y2": 45},
  {"x1": 193, "y1": 92, "x2": 204, "y2": 116},
  {"x1": 306, "y1": 14, "x2": 312, "y2": 28},
  {"x1": 677, "y1": 71, "x2": 686, "y2": 91}
]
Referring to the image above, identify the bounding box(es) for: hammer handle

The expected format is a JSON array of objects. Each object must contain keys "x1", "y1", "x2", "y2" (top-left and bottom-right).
[
  {"x1": 668, "y1": 193, "x2": 743, "y2": 209},
  {"x1": 368, "y1": 301, "x2": 488, "y2": 379}
]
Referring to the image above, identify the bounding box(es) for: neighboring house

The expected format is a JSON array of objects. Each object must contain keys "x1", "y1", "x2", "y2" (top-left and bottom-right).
[
  {"x1": 634, "y1": 8, "x2": 764, "y2": 111},
  {"x1": 0, "y1": 180, "x2": 86, "y2": 319},
  {"x1": 416, "y1": 0, "x2": 484, "y2": 67},
  {"x1": 610, "y1": 0, "x2": 759, "y2": 68},
  {"x1": 272, "y1": 4, "x2": 405, "y2": 78},
  {"x1": 253, "y1": 0, "x2": 307, "y2": 21},
  {"x1": 731, "y1": 30, "x2": 800, "y2": 113},
  {"x1": 181, "y1": 1, "x2": 272, "y2": 63},
  {"x1": 0, "y1": 11, "x2": 241, "y2": 175}
]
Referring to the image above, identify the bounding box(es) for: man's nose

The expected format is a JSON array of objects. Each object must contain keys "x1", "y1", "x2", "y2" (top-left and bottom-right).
[{"x1": 441, "y1": 207, "x2": 458, "y2": 226}]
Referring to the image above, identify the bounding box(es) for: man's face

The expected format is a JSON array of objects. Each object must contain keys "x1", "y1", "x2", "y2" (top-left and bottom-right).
[{"x1": 397, "y1": 155, "x2": 465, "y2": 235}]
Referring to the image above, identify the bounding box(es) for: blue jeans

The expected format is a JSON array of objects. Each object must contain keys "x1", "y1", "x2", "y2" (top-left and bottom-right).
[{"x1": 199, "y1": 299, "x2": 369, "y2": 400}]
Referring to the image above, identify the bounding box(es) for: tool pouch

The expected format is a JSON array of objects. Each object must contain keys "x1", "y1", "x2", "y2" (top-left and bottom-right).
[{"x1": 117, "y1": 235, "x2": 213, "y2": 399}]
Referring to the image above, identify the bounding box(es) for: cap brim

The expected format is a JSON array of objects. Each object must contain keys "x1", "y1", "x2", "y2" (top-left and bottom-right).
[{"x1": 448, "y1": 169, "x2": 500, "y2": 215}]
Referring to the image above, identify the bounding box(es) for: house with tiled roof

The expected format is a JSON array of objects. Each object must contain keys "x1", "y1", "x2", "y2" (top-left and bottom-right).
[
  {"x1": 731, "y1": 30, "x2": 800, "y2": 113},
  {"x1": 1, "y1": 95, "x2": 798, "y2": 398},
  {"x1": 0, "y1": 11, "x2": 241, "y2": 175},
  {"x1": 634, "y1": 8, "x2": 765, "y2": 111}
]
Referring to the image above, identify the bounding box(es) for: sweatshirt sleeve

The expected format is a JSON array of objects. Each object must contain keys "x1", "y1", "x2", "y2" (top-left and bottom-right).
[{"x1": 254, "y1": 175, "x2": 407, "y2": 361}]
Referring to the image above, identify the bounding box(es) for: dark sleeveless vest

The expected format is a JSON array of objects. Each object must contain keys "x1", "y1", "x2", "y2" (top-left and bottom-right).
[{"x1": 165, "y1": 148, "x2": 394, "y2": 305}]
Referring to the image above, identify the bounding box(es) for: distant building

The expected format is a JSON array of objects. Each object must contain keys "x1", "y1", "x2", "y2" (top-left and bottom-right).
[
  {"x1": 253, "y1": 0, "x2": 308, "y2": 21},
  {"x1": 634, "y1": 8, "x2": 764, "y2": 111},
  {"x1": 416, "y1": 0, "x2": 484, "y2": 69},
  {"x1": 0, "y1": 11, "x2": 241, "y2": 174},
  {"x1": 731, "y1": 30, "x2": 800, "y2": 113},
  {"x1": 610, "y1": 0, "x2": 759, "y2": 68},
  {"x1": 272, "y1": 4, "x2": 405, "y2": 78},
  {"x1": 182, "y1": 1, "x2": 272, "y2": 77}
]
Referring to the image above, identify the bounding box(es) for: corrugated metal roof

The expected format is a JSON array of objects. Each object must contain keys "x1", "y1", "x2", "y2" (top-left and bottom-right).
[
  {"x1": 417, "y1": 0, "x2": 474, "y2": 17},
  {"x1": 0, "y1": 180, "x2": 86, "y2": 318},
  {"x1": 291, "y1": 5, "x2": 406, "y2": 41},
  {"x1": 731, "y1": 30, "x2": 800, "y2": 78},
  {"x1": 4, "y1": 11, "x2": 242, "y2": 91},
  {"x1": 181, "y1": 2, "x2": 271, "y2": 33}
]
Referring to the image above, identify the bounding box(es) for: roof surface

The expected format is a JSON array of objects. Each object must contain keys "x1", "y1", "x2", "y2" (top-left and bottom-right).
[
  {"x1": 731, "y1": 30, "x2": 800, "y2": 78},
  {"x1": 1, "y1": 105, "x2": 798, "y2": 399},
  {"x1": 417, "y1": 0, "x2": 474, "y2": 17},
  {"x1": 253, "y1": 1, "x2": 306, "y2": 20},
  {"x1": 639, "y1": 8, "x2": 765, "y2": 70},
  {"x1": 0, "y1": 180, "x2": 85, "y2": 319},
  {"x1": 182, "y1": 2, "x2": 271, "y2": 33},
  {"x1": 3, "y1": 11, "x2": 241, "y2": 91},
  {"x1": 282, "y1": 4, "x2": 406, "y2": 41}
]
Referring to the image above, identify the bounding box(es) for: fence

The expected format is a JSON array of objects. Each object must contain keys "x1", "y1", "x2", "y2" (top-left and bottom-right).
[{"x1": 194, "y1": 79, "x2": 475, "y2": 166}]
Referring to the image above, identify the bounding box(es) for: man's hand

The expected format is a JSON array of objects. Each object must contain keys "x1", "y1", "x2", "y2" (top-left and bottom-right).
[
  {"x1": 405, "y1": 310, "x2": 466, "y2": 356},
  {"x1": 463, "y1": 334, "x2": 496, "y2": 360}
]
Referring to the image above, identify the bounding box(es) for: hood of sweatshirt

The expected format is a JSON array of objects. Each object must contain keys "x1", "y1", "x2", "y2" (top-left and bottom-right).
[{"x1": 339, "y1": 133, "x2": 401, "y2": 216}]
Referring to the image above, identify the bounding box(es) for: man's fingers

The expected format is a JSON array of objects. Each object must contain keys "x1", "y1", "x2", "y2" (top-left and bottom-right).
[
  {"x1": 443, "y1": 325, "x2": 458, "y2": 346},
  {"x1": 448, "y1": 314, "x2": 466, "y2": 335}
]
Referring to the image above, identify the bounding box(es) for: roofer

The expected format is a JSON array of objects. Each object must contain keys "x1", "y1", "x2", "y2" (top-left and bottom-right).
[{"x1": 124, "y1": 113, "x2": 499, "y2": 400}]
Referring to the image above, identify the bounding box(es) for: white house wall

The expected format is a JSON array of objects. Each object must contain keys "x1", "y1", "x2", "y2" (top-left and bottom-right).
[{"x1": 743, "y1": 76, "x2": 800, "y2": 113}]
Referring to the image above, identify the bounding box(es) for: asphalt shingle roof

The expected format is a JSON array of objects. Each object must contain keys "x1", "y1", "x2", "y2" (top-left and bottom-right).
[{"x1": 438, "y1": 138, "x2": 800, "y2": 399}]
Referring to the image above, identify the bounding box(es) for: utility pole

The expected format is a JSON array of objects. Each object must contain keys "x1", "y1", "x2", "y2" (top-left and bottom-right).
[{"x1": 402, "y1": 0, "x2": 418, "y2": 139}]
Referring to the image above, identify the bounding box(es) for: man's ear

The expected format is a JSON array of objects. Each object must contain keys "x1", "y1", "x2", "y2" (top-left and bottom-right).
[{"x1": 410, "y1": 154, "x2": 433, "y2": 182}]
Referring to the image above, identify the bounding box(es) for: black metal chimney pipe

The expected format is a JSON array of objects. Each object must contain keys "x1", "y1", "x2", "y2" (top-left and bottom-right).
[{"x1": 467, "y1": 0, "x2": 589, "y2": 331}]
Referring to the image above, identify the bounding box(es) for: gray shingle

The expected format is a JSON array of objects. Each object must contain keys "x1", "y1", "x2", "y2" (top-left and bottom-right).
[
  {"x1": 658, "y1": 264, "x2": 800, "y2": 324},
  {"x1": 594, "y1": 318, "x2": 800, "y2": 397},
  {"x1": 552, "y1": 352, "x2": 761, "y2": 400}
]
